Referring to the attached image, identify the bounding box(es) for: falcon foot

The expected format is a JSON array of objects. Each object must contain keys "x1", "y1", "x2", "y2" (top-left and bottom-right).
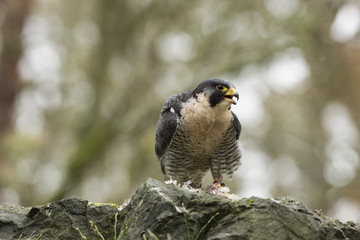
[
  {"x1": 213, "y1": 180, "x2": 226, "y2": 187},
  {"x1": 205, "y1": 179, "x2": 230, "y2": 194},
  {"x1": 185, "y1": 180, "x2": 201, "y2": 189},
  {"x1": 212, "y1": 178, "x2": 225, "y2": 187},
  {"x1": 182, "y1": 180, "x2": 202, "y2": 192},
  {"x1": 206, "y1": 181, "x2": 223, "y2": 192}
]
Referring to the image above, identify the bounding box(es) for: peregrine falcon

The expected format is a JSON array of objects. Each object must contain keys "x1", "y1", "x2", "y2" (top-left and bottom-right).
[{"x1": 155, "y1": 79, "x2": 242, "y2": 188}]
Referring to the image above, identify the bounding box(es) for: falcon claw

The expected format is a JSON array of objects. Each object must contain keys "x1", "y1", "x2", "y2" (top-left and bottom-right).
[
  {"x1": 212, "y1": 180, "x2": 225, "y2": 188},
  {"x1": 185, "y1": 180, "x2": 199, "y2": 188}
]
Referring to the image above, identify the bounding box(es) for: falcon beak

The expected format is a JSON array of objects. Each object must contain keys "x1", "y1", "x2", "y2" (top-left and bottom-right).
[{"x1": 223, "y1": 88, "x2": 239, "y2": 105}]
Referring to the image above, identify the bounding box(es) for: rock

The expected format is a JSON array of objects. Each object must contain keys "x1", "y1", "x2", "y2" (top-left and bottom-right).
[
  {"x1": 0, "y1": 198, "x2": 120, "y2": 239},
  {"x1": 118, "y1": 178, "x2": 360, "y2": 240},
  {"x1": 0, "y1": 178, "x2": 359, "y2": 239}
]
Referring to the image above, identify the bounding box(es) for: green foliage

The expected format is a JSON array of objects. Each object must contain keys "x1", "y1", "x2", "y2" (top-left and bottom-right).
[
  {"x1": 140, "y1": 203, "x2": 220, "y2": 240},
  {"x1": 17, "y1": 234, "x2": 43, "y2": 240},
  {"x1": 144, "y1": 230, "x2": 160, "y2": 240},
  {"x1": 113, "y1": 212, "x2": 119, "y2": 240},
  {"x1": 75, "y1": 228, "x2": 87, "y2": 240},
  {"x1": 90, "y1": 220, "x2": 105, "y2": 240},
  {"x1": 246, "y1": 199, "x2": 254, "y2": 204},
  {"x1": 120, "y1": 218, "x2": 131, "y2": 240},
  {"x1": 75, "y1": 212, "x2": 120, "y2": 240},
  {"x1": 182, "y1": 203, "x2": 220, "y2": 240},
  {"x1": 194, "y1": 212, "x2": 219, "y2": 240},
  {"x1": 91, "y1": 202, "x2": 120, "y2": 208}
]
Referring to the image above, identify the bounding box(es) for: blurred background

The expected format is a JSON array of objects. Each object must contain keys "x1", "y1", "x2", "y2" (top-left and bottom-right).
[{"x1": 0, "y1": 0, "x2": 359, "y2": 223}]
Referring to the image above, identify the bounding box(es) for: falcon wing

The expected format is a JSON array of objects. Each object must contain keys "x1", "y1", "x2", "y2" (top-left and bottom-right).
[
  {"x1": 155, "y1": 91, "x2": 191, "y2": 160},
  {"x1": 231, "y1": 111, "x2": 242, "y2": 140}
]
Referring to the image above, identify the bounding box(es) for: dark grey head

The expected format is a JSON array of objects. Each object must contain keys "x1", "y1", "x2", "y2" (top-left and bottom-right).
[{"x1": 192, "y1": 79, "x2": 239, "y2": 107}]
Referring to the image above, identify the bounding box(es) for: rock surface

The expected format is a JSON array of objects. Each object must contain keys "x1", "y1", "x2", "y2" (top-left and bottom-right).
[
  {"x1": 0, "y1": 178, "x2": 359, "y2": 239},
  {"x1": 119, "y1": 178, "x2": 360, "y2": 240},
  {"x1": 0, "y1": 198, "x2": 120, "y2": 239}
]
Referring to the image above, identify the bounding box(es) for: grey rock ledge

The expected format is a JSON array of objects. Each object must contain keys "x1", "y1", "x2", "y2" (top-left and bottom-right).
[{"x1": 0, "y1": 178, "x2": 359, "y2": 240}]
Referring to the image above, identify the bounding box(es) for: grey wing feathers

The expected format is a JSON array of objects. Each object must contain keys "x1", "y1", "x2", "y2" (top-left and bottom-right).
[
  {"x1": 231, "y1": 111, "x2": 241, "y2": 140},
  {"x1": 155, "y1": 91, "x2": 192, "y2": 159},
  {"x1": 155, "y1": 107, "x2": 177, "y2": 159}
]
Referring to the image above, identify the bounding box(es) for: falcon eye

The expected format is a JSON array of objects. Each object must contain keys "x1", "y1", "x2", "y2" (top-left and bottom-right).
[{"x1": 216, "y1": 85, "x2": 228, "y2": 92}]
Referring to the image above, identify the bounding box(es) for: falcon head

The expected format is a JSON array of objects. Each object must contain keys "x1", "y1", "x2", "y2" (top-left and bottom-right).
[{"x1": 192, "y1": 79, "x2": 239, "y2": 108}]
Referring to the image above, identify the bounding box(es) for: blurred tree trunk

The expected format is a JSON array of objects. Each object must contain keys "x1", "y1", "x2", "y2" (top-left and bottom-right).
[
  {"x1": 332, "y1": 42, "x2": 360, "y2": 203},
  {"x1": 0, "y1": 0, "x2": 31, "y2": 202},
  {"x1": 0, "y1": 0, "x2": 30, "y2": 140}
]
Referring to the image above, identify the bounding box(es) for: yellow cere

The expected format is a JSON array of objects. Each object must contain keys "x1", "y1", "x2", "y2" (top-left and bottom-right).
[{"x1": 216, "y1": 85, "x2": 228, "y2": 92}]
